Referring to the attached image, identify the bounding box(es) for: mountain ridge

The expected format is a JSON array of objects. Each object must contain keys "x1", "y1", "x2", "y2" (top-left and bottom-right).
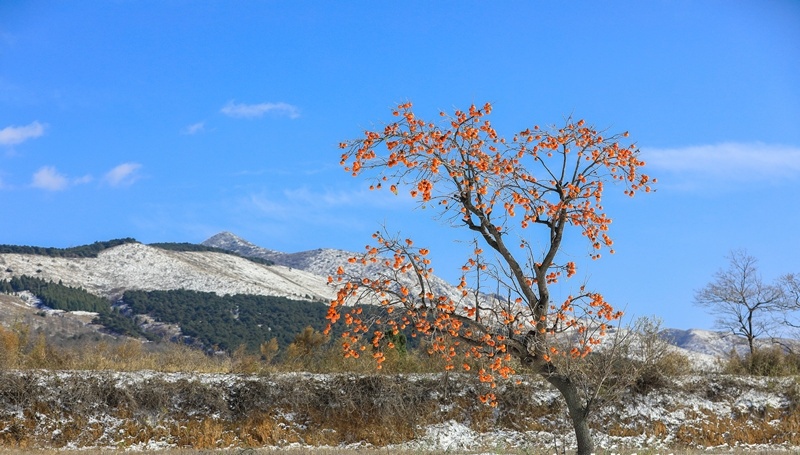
[
  {"x1": 202, "y1": 231, "x2": 470, "y2": 305},
  {"x1": 202, "y1": 231, "x2": 360, "y2": 276},
  {"x1": 0, "y1": 240, "x2": 335, "y2": 302}
]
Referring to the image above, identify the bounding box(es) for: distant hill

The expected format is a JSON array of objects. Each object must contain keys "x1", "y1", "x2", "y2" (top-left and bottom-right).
[
  {"x1": 202, "y1": 231, "x2": 467, "y2": 304},
  {"x1": 659, "y1": 328, "x2": 799, "y2": 359},
  {"x1": 0, "y1": 238, "x2": 342, "y2": 351},
  {"x1": 202, "y1": 231, "x2": 355, "y2": 275},
  {"x1": 0, "y1": 240, "x2": 334, "y2": 302},
  {"x1": 0, "y1": 238, "x2": 138, "y2": 258}
]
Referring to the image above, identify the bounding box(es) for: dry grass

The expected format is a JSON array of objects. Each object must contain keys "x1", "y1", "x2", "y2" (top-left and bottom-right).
[
  {"x1": 1, "y1": 370, "x2": 799, "y2": 452},
  {"x1": 0, "y1": 323, "x2": 232, "y2": 372},
  {"x1": 0, "y1": 450, "x2": 406, "y2": 455},
  {"x1": 0, "y1": 448, "x2": 797, "y2": 455},
  {"x1": 0, "y1": 371, "x2": 488, "y2": 449},
  {"x1": 0, "y1": 449, "x2": 519, "y2": 455},
  {"x1": 0, "y1": 322, "x2": 454, "y2": 375}
]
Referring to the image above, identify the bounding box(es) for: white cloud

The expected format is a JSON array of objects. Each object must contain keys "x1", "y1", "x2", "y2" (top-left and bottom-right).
[
  {"x1": 247, "y1": 185, "x2": 408, "y2": 228},
  {"x1": 0, "y1": 121, "x2": 46, "y2": 146},
  {"x1": 74, "y1": 174, "x2": 94, "y2": 185},
  {"x1": 103, "y1": 162, "x2": 142, "y2": 187},
  {"x1": 31, "y1": 166, "x2": 69, "y2": 191},
  {"x1": 29, "y1": 163, "x2": 140, "y2": 191},
  {"x1": 30, "y1": 166, "x2": 93, "y2": 191},
  {"x1": 283, "y1": 186, "x2": 404, "y2": 210},
  {"x1": 643, "y1": 142, "x2": 800, "y2": 189},
  {"x1": 220, "y1": 101, "x2": 300, "y2": 119},
  {"x1": 249, "y1": 188, "x2": 353, "y2": 220},
  {"x1": 181, "y1": 122, "x2": 206, "y2": 135}
]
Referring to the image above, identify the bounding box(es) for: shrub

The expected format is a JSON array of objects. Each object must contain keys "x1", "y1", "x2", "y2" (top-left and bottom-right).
[
  {"x1": 0, "y1": 325, "x2": 22, "y2": 369},
  {"x1": 722, "y1": 346, "x2": 800, "y2": 376},
  {"x1": 622, "y1": 317, "x2": 693, "y2": 394}
]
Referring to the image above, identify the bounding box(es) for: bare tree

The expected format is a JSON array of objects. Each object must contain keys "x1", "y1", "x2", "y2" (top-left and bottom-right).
[
  {"x1": 694, "y1": 250, "x2": 783, "y2": 355},
  {"x1": 778, "y1": 274, "x2": 800, "y2": 343}
]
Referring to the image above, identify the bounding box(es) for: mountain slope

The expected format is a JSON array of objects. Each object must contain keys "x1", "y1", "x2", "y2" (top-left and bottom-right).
[
  {"x1": 661, "y1": 327, "x2": 800, "y2": 358},
  {"x1": 0, "y1": 293, "x2": 117, "y2": 343},
  {"x1": 0, "y1": 241, "x2": 335, "y2": 302},
  {"x1": 203, "y1": 231, "x2": 470, "y2": 306},
  {"x1": 203, "y1": 231, "x2": 355, "y2": 275}
]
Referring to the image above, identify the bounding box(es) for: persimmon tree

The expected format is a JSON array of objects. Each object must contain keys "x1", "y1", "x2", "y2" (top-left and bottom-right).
[{"x1": 325, "y1": 102, "x2": 654, "y2": 454}]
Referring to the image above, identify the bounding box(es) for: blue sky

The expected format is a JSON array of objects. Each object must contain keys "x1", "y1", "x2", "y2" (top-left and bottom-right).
[{"x1": 2, "y1": 1, "x2": 799, "y2": 330}]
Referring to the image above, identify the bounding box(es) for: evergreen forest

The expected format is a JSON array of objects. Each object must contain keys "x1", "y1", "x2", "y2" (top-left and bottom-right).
[
  {"x1": 0, "y1": 275, "x2": 146, "y2": 338},
  {"x1": 0, "y1": 276, "x2": 341, "y2": 352},
  {"x1": 122, "y1": 289, "x2": 339, "y2": 351},
  {"x1": 0, "y1": 238, "x2": 138, "y2": 257}
]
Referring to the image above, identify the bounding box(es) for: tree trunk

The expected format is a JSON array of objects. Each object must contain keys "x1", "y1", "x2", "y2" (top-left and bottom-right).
[{"x1": 546, "y1": 374, "x2": 594, "y2": 455}]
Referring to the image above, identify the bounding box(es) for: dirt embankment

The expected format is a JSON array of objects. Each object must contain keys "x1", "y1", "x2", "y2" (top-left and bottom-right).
[{"x1": 0, "y1": 370, "x2": 798, "y2": 452}]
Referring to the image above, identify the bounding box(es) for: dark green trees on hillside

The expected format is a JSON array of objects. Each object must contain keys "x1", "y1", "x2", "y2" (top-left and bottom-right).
[
  {"x1": 122, "y1": 289, "x2": 333, "y2": 352},
  {"x1": 0, "y1": 273, "x2": 386, "y2": 355},
  {"x1": 0, "y1": 275, "x2": 110, "y2": 313},
  {"x1": 0, "y1": 238, "x2": 138, "y2": 257},
  {"x1": 0, "y1": 274, "x2": 347, "y2": 352},
  {"x1": 0, "y1": 275, "x2": 146, "y2": 338}
]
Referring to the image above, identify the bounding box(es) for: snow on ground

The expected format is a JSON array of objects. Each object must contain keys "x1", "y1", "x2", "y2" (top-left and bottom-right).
[{"x1": 0, "y1": 370, "x2": 797, "y2": 453}]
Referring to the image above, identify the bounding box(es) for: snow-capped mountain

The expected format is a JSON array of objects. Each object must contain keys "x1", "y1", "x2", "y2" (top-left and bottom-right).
[
  {"x1": 661, "y1": 328, "x2": 799, "y2": 358},
  {"x1": 202, "y1": 231, "x2": 355, "y2": 276},
  {"x1": 661, "y1": 328, "x2": 739, "y2": 358},
  {"x1": 0, "y1": 241, "x2": 335, "y2": 302},
  {"x1": 203, "y1": 231, "x2": 469, "y2": 305}
]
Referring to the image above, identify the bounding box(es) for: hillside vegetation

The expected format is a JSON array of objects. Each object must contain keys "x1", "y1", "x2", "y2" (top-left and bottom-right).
[
  {"x1": 0, "y1": 290, "x2": 799, "y2": 452},
  {"x1": 0, "y1": 277, "x2": 370, "y2": 354},
  {"x1": 0, "y1": 275, "x2": 146, "y2": 338},
  {"x1": 0, "y1": 237, "x2": 397, "y2": 353},
  {"x1": 0, "y1": 281, "x2": 361, "y2": 354},
  {"x1": 122, "y1": 289, "x2": 337, "y2": 350},
  {"x1": 0, "y1": 369, "x2": 798, "y2": 452},
  {"x1": 0, "y1": 239, "x2": 137, "y2": 258}
]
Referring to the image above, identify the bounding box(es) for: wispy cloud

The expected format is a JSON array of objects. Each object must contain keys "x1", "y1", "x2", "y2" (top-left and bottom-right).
[
  {"x1": 220, "y1": 101, "x2": 300, "y2": 119},
  {"x1": 181, "y1": 122, "x2": 206, "y2": 135},
  {"x1": 29, "y1": 163, "x2": 141, "y2": 191},
  {"x1": 73, "y1": 174, "x2": 93, "y2": 185},
  {"x1": 643, "y1": 142, "x2": 800, "y2": 189},
  {"x1": 31, "y1": 166, "x2": 69, "y2": 191},
  {"x1": 0, "y1": 121, "x2": 46, "y2": 146},
  {"x1": 249, "y1": 188, "x2": 355, "y2": 220},
  {"x1": 247, "y1": 186, "x2": 404, "y2": 225},
  {"x1": 30, "y1": 166, "x2": 93, "y2": 191},
  {"x1": 103, "y1": 162, "x2": 142, "y2": 187}
]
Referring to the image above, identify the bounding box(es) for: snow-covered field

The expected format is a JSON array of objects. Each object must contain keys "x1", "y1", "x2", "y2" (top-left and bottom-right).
[{"x1": 0, "y1": 370, "x2": 797, "y2": 453}]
